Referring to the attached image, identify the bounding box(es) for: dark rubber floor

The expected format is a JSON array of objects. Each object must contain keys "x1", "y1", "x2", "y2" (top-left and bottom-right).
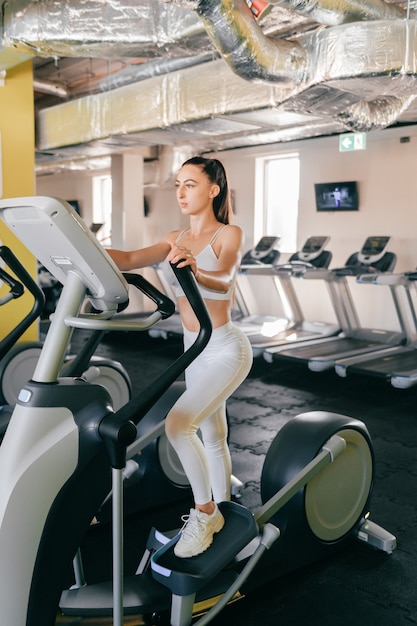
[{"x1": 56, "y1": 329, "x2": 417, "y2": 625}]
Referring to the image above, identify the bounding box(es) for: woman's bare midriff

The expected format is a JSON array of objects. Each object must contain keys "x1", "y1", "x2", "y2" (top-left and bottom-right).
[{"x1": 177, "y1": 297, "x2": 231, "y2": 332}]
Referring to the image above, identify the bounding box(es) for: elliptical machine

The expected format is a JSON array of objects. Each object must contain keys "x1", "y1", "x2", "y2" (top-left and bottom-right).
[
  {"x1": 0, "y1": 243, "x2": 131, "y2": 443},
  {"x1": 0, "y1": 197, "x2": 396, "y2": 626},
  {"x1": 0, "y1": 244, "x2": 45, "y2": 438}
]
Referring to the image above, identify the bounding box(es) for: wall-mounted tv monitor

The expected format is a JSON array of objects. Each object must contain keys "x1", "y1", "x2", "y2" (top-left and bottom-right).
[{"x1": 314, "y1": 181, "x2": 359, "y2": 212}]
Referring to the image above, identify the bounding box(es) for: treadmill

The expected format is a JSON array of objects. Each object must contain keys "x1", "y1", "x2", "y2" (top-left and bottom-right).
[
  {"x1": 234, "y1": 236, "x2": 336, "y2": 356},
  {"x1": 265, "y1": 236, "x2": 405, "y2": 372},
  {"x1": 334, "y1": 269, "x2": 417, "y2": 388},
  {"x1": 232, "y1": 236, "x2": 283, "y2": 348}
]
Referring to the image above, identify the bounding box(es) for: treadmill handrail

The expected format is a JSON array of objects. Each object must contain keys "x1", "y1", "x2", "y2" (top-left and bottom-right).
[
  {"x1": 240, "y1": 263, "x2": 279, "y2": 274},
  {"x1": 301, "y1": 267, "x2": 335, "y2": 280},
  {"x1": 356, "y1": 272, "x2": 407, "y2": 286}
]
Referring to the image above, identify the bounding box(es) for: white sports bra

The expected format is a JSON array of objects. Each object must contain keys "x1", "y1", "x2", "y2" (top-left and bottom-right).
[{"x1": 161, "y1": 225, "x2": 236, "y2": 301}]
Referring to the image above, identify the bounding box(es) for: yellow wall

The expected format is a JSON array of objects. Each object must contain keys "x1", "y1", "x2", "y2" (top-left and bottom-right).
[{"x1": 0, "y1": 60, "x2": 38, "y2": 343}]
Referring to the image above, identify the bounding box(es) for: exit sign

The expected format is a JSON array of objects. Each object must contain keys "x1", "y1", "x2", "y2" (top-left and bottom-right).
[{"x1": 339, "y1": 132, "x2": 366, "y2": 152}]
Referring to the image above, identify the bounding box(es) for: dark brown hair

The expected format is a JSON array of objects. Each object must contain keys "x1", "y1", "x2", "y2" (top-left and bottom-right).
[{"x1": 181, "y1": 156, "x2": 233, "y2": 224}]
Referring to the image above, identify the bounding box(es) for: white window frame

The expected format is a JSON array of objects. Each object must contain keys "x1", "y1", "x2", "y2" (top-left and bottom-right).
[
  {"x1": 92, "y1": 174, "x2": 112, "y2": 245},
  {"x1": 254, "y1": 153, "x2": 300, "y2": 253}
]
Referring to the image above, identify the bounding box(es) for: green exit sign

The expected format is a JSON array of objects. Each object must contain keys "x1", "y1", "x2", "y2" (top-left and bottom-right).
[{"x1": 339, "y1": 133, "x2": 367, "y2": 152}]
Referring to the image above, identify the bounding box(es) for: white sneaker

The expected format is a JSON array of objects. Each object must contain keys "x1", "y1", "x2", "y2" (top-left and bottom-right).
[{"x1": 174, "y1": 504, "x2": 225, "y2": 558}]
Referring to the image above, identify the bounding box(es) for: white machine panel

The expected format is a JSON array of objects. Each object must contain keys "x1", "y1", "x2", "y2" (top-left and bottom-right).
[{"x1": 0, "y1": 196, "x2": 128, "y2": 312}]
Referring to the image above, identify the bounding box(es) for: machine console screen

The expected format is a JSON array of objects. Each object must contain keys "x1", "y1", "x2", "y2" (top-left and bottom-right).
[
  {"x1": 301, "y1": 236, "x2": 329, "y2": 254},
  {"x1": 361, "y1": 236, "x2": 390, "y2": 257},
  {"x1": 254, "y1": 236, "x2": 280, "y2": 253}
]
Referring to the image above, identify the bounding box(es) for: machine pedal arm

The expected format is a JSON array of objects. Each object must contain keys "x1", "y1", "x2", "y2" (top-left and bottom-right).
[{"x1": 193, "y1": 523, "x2": 280, "y2": 626}]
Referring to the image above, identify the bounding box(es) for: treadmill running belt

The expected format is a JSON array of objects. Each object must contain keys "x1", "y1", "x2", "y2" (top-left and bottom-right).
[
  {"x1": 348, "y1": 348, "x2": 417, "y2": 378},
  {"x1": 277, "y1": 338, "x2": 382, "y2": 361}
]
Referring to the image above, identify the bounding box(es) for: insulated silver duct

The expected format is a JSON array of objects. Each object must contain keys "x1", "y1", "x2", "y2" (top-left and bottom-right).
[
  {"x1": 336, "y1": 95, "x2": 417, "y2": 132},
  {"x1": 36, "y1": 19, "x2": 417, "y2": 153},
  {"x1": 169, "y1": 0, "x2": 414, "y2": 130},
  {"x1": 268, "y1": 0, "x2": 404, "y2": 25},
  {"x1": 33, "y1": 77, "x2": 69, "y2": 97},
  {"x1": 194, "y1": 0, "x2": 308, "y2": 83},
  {"x1": 2, "y1": 0, "x2": 209, "y2": 59},
  {"x1": 98, "y1": 52, "x2": 218, "y2": 91},
  {"x1": 1, "y1": 0, "x2": 416, "y2": 162},
  {"x1": 189, "y1": 0, "x2": 405, "y2": 85}
]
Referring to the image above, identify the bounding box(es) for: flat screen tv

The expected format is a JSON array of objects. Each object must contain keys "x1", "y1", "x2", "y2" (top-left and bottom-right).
[{"x1": 314, "y1": 181, "x2": 359, "y2": 212}]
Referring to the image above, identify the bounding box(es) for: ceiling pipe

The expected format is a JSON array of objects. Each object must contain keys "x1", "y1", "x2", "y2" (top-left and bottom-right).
[
  {"x1": 98, "y1": 51, "x2": 218, "y2": 91},
  {"x1": 268, "y1": 0, "x2": 405, "y2": 25},
  {"x1": 336, "y1": 94, "x2": 417, "y2": 132},
  {"x1": 172, "y1": 0, "x2": 406, "y2": 85},
  {"x1": 2, "y1": 0, "x2": 416, "y2": 165},
  {"x1": 1, "y1": 0, "x2": 209, "y2": 59},
  {"x1": 33, "y1": 77, "x2": 69, "y2": 97},
  {"x1": 165, "y1": 0, "x2": 414, "y2": 130},
  {"x1": 194, "y1": 0, "x2": 308, "y2": 83}
]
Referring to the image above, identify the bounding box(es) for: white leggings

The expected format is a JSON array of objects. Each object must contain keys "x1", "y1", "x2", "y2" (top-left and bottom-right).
[{"x1": 165, "y1": 321, "x2": 253, "y2": 505}]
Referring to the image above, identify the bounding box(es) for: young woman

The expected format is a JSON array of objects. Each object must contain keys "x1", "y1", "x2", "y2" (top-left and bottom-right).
[{"x1": 108, "y1": 156, "x2": 253, "y2": 558}]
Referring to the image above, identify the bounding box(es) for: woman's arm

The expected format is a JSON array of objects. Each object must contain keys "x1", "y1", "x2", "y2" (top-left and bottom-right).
[{"x1": 106, "y1": 237, "x2": 173, "y2": 271}]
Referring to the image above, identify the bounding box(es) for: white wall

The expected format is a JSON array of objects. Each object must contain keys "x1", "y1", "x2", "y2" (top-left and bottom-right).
[
  {"x1": 36, "y1": 124, "x2": 417, "y2": 331},
  {"x1": 215, "y1": 126, "x2": 417, "y2": 271},
  {"x1": 213, "y1": 125, "x2": 417, "y2": 330},
  {"x1": 36, "y1": 171, "x2": 95, "y2": 225}
]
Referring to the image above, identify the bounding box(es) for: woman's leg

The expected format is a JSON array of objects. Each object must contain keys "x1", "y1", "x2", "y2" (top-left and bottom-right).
[
  {"x1": 198, "y1": 403, "x2": 231, "y2": 504},
  {"x1": 165, "y1": 322, "x2": 252, "y2": 505},
  {"x1": 165, "y1": 323, "x2": 252, "y2": 557}
]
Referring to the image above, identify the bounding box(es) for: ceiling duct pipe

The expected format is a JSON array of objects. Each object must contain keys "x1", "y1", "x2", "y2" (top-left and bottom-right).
[
  {"x1": 35, "y1": 17, "x2": 417, "y2": 153},
  {"x1": 33, "y1": 77, "x2": 69, "y2": 98},
  {"x1": 166, "y1": 0, "x2": 415, "y2": 130},
  {"x1": 170, "y1": 0, "x2": 406, "y2": 85},
  {"x1": 1, "y1": 0, "x2": 210, "y2": 59},
  {"x1": 194, "y1": 0, "x2": 308, "y2": 83},
  {"x1": 98, "y1": 52, "x2": 218, "y2": 91},
  {"x1": 4, "y1": 0, "x2": 416, "y2": 161},
  {"x1": 268, "y1": 0, "x2": 405, "y2": 25},
  {"x1": 336, "y1": 94, "x2": 417, "y2": 132}
]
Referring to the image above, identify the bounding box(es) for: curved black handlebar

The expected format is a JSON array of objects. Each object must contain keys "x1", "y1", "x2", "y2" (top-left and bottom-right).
[
  {"x1": 122, "y1": 272, "x2": 176, "y2": 319},
  {"x1": 0, "y1": 246, "x2": 46, "y2": 361},
  {"x1": 0, "y1": 267, "x2": 24, "y2": 301},
  {"x1": 99, "y1": 263, "x2": 213, "y2": 468},
  {"x1": 62, "y1": 271, "x2": 177, "y2": 378}
]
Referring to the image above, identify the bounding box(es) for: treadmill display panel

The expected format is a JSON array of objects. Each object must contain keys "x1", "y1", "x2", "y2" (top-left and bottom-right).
[
  {"x1": 360, "y1": 236, "x2": 390, "y2": 256},
  {"x1": 301, "y1": 236, "x2": 329, "y2": 254}
]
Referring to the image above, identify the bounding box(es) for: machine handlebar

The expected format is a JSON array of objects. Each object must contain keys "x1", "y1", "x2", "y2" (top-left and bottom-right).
[
  {"x1": 0, "y1": 266, "x2": 24, "y2": 302},
  {"x1": 123, "y1": 272, "x2": 176, "y2": 319},
  {"x1": 0, "y1": 246, "x2": 45, "y2": 361},
  {"x1": 62, "y1": 271, "x2": 176, "y2": 377},
  {"x1": 99, "y1": 262, "x2": 213, "y2": 468}
]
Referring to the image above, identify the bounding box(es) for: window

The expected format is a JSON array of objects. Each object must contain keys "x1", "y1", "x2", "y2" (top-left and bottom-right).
[
  {"x1": 255, "y1": 153, "x2": 300, "y2": 252},
  {"x1": 92, "y1": 174, "x2": 112, "y2": 244}
]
